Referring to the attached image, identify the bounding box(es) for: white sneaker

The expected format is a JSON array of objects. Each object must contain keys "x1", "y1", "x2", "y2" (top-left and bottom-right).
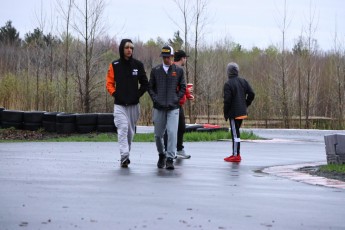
[{"x1": 177, "y1": 150, "x2": 191, "y2": 159}]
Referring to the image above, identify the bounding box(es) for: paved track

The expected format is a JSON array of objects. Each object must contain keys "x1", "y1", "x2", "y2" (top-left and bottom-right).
[{"x1": 1, "y1": 129, "x2": 345, "y2": 230}]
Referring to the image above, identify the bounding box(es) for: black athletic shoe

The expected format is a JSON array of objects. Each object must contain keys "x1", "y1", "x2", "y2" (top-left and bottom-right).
[
  {"x1": 157, "y1": 153, "x2": 166, "y2": 168},
  {"x1": 166, "y1": 157, "x2": 174, "y2": 170},
  {"x1": 121, "y1": 156, "x2": 130, "y2": 168}
]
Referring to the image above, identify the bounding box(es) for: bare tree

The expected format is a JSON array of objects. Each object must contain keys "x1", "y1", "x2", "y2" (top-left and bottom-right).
[
  {"x1": 57, "y1": 0, "x2": 74, "y2": 111},
  {"x1": 189, "y1": 0, "x2": 209, "y2": 124},
  {"x1": 293, "y1": 36, "x2": 307, "y2": 128},
  {"x1": 331, "y1": 20, "x2": 344, "y2": 128},
  {"x1": 302, "y1": 1, "x2": 319, "y2": 128},
  {"x1": 24, "y1": 29, "x2": 46, "y2": 110},
  {"x1": 275, "y1": 0, "x2": 292, "y2": 128},
  {"x1": 171, "y1": 0, "x2": 209, "y2": 123},
  {"x1": 72, "y1": 0, "x2": 106, "y2": 113},
  {"x1": 171, "y1": 0, "x2": 192, "y2": 82},
  {"x1": 171, "y1": 0, "x2": 196, "y2": 122}
]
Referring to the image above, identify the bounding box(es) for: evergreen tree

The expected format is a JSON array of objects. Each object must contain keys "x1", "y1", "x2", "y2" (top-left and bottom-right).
[{"x1": 0, "y1": 21, "x2": 21, "y2": 46}]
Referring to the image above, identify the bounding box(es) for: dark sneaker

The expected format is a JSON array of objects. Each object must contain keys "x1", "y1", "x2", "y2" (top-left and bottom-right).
[
  {"x1": 166, "y1": 157, "x2": 174, "y2": 170},
  {"x1": 120, "y1": 156, "x2": 130, "y2": 168},
  {"x1": 157, "y1": 153, "x2": 166, "y2": 169}
]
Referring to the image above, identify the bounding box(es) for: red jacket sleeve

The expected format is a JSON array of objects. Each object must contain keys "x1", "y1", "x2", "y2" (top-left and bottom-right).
[
  {"x1": 106, "y1": 64, "x2": 115, "y2": 96},
  {"x1": 179, "y1": 94, "x2": 187, "y2": 105}
]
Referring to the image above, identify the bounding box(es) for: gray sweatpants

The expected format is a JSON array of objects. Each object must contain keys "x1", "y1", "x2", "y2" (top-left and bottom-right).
[
  {"x1": 153, "y1": 108, "x2": 179, "y2": 159},
  {"x1": 113, "y1": 104, "x2": 140, "y2": 158}
]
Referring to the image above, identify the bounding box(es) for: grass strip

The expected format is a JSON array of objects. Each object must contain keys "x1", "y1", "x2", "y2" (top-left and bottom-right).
[
  {"x1": 0, "y1": 128, "x2": 260, "y2": 142},
  {"x1": 319, "y1": 164, "x2": 345, "y2": 174}
]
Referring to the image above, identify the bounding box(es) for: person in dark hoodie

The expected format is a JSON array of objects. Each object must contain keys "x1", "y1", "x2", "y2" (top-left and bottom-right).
[
  {"x1": 148, "y1": 45, "x2": 186, "y2": 170},
  {"x1": 223, "y1": 62, "x2": 255, "y2": 163},
  {"x1": 106, "y1": 39, "x2": 149, "y2": 168}
]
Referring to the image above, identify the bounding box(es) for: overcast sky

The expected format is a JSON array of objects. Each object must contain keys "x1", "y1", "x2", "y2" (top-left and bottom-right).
[{"x1": 1, "y1": 0, "x2": 344, "y2": 51}]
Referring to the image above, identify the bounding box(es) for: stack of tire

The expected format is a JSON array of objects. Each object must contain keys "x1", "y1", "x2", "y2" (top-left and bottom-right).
[
  {"x1": 23, "y1": 111, "x2": 46, "y2": 131},
  {"x1": 42, "y1": 112, "x2": 61, "y2": 132},
  {"x1": 97, "y1": 113, "x2": 117, "y2": 133},
  {"x1": 76, "y1": 113, "x2": 98, "y2": 133},
  {"x1": 185, "y1": 124, "x2": 229, "y2": 133},
  {"x1": 185, "y1": 124, "x2": 204, "y2": 133},
  {"x1": 0, "y1": 108, "x2": 118, "y2": 134},
  {"x1": 0, "y1": 107, "x2": 5, "y2": 128},
  {"x1": 56, "y1": 113, "x2": 76, "y2": 134},
  {"x1": 1, "y1": 110, "x2": 24, "y2": 129}
]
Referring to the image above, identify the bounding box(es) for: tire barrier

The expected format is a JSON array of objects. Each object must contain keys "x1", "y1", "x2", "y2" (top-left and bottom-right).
[
  {"x1": 97, "y1": 113, "x2": 117, "y2": 133},
  {"x1": 195, "y1": 127, "x2": 229, "y2": 133},
  {"x1": 185, "y1": 124, "x2": 228, "y2": 133},
  {"x1": 56, "y1": 113, "x2": 76, "y2": 134},
  {"x1": 23, "y1": 111, "x2": 46, "y2": 131},
  {"x1": 203, "y1": 124, "x2": 221, "y2": 129},
  {"x1": 42, "y1": 112, "x2": 61, "y2": 132},
  {"x1": 0, "y1": 107, "x2": 4, "y2": 128},
  {"x1": 76, "y1": 113, "x2": 98, "y2": 134},
  {"x1": 1, "y1": 110, "x2": 24, "y2": 129},
  {"x1": 0, "y1": 108, "x2": 227, "y2": 134},
  {"x1": 185, "y1": 124, "x2": 204, "y2": 133},
  {"x1": 0, "y1": 108, "x2": 119, "y2": 134}
]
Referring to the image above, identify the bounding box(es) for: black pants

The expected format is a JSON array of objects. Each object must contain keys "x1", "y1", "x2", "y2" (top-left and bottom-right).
[
  {"x1": 229, "y1": 119, "x2": 243, "y2": 155},
  {"x1": 164, "y1": 106, "x2": 185, "y2": 151}
]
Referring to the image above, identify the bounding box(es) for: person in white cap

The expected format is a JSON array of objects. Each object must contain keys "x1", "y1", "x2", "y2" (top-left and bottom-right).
[
  {"x1": 163, "y1": 49, "x2": 193, "y2": 159},
  {"x1": 148, "y1": 45, "x2": 186, "y2": 170}
]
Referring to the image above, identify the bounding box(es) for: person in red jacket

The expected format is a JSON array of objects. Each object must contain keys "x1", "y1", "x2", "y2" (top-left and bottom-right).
[
  {"x1": 164, "y1": 50, "x2": 193, "y2": 159},
  {"x1": 106, "y1": 39, "x2": 148, "y2": 168}
]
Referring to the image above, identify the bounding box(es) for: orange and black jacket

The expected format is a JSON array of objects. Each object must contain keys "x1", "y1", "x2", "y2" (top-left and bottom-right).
[
  {"x1": 106, "y1": 40, "x2": 148, "y2": 105},
  {"x1": 223, "y1": 73, "x2": 255, "y2": 120}
]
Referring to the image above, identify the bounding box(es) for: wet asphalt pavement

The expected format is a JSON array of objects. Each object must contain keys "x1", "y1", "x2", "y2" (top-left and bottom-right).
[{"x1": 0, "y1": 128, "x2": 345, "y2": 230}]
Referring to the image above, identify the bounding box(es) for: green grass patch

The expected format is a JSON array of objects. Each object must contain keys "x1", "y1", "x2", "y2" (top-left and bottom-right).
[
  {"x1": 319, "y1": 164, "x2": 345, "y2": 173},
  {"x1": 41, "y1": 130, "x2": 259, "y2": 142},
  {"x1": 183, "y1": 130, "x2": 259, "y2": 142},
  {"x1": 0, "y1": 128, "x2": 260, "y2": 142}
]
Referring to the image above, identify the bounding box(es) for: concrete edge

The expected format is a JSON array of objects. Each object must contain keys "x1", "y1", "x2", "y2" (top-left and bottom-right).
[{"x1": 262, "y1": 161, "x2": 345, "y2": 189}]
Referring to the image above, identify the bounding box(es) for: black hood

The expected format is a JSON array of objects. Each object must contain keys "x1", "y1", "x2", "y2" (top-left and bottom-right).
[{"x1": 119, "y1": 39, "x2": 133, "y2": 60}]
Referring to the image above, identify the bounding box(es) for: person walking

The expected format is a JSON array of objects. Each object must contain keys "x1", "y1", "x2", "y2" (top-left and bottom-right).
[
  {"x1": 106, "y1": 38, "x2": 149, "y2": 168},
  {"x1": 223, "y1": 62, "x2": 255, "y2": 162},
  {"x1": 164, "y1": 50, "x2": 193, "y2": 159},
  {"x1": 148, "y1": 45, "x2": 186, "y2": 170}
]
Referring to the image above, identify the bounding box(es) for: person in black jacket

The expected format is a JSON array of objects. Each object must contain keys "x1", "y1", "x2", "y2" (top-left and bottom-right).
[
  {"x1": 106, "y1": 38, "x2": 149, "y2": 168},
  {"x1": 164, "y1": 50, "x2": 192, "y2": 159},
  {"x1": 148, "y1": 45, "x2": 186, "y2": 170},
  {"x1": 223, "y1": 62, "x2": 255, "y2": 162}
]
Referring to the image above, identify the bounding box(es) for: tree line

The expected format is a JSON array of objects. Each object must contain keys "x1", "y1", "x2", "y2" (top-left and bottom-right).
[{"x1": 0, "y1": 0, "x2": 344, "y2": 130}]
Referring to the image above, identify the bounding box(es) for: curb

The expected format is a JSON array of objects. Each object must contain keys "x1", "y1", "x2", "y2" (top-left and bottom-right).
[{"x1": 262, "y1": 161, "x2": 345, "y2": 189}]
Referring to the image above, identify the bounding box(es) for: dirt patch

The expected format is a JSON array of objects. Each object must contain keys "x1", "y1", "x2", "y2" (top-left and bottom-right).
[
  {"x1": 0, "y1": 128, "x2": 61, "y2": 141},
  {"x1": 298, "y1": 166, "x2": 345, "y2": 182}
]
